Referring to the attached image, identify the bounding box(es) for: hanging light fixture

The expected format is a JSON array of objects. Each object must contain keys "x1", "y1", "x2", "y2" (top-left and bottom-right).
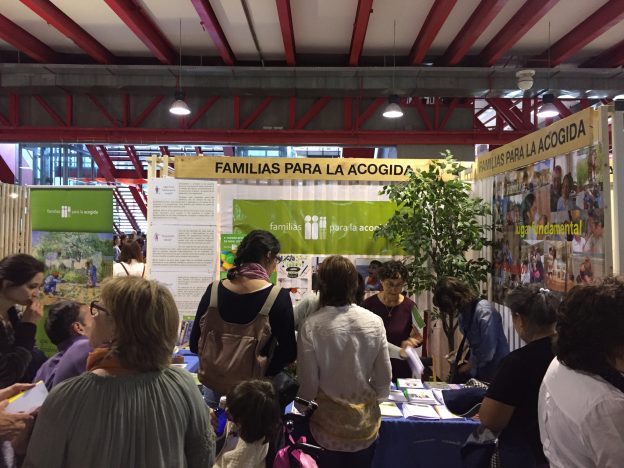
[
  {"x1": 383, "y1": 95, "x2": 403, "y2": 118},
  {"x1": 383, "y1": 20, "x2": 403, "y2": 119},
  {"x1": 169, "y1": 19, "x2": 191, "y2": 116},
  {"x1": 537, "y1": 22, "x2": 559, "y2": 119}
]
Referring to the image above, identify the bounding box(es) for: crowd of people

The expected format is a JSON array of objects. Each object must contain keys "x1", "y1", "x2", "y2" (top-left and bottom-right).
[{"x1": 0, "y1": 227, "x2": 622, "y2": 467}]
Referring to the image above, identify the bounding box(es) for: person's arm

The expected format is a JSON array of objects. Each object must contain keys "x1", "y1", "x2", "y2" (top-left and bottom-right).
[
  {"x1": 479, "y1": 398, "x2": 515, "y2": 433},
  {"x1": 295, "y1": 323, "x2": 319, "y2": 411},
  {"x1": 370, "y1": 326, "x2": 392, "y2": 400},
  {"x1": 182, "y1": 372, "x2": 216, "y2": 468},
  {"x1": 0, "y1": 383, "x2": 35, "y2": 441},
  {"x1": 471, "y1": 303, "x2": 501, "y2": 372},
  {"x1": 266, "y1": 290, "x2": 297, "y2": 374},
  {"x1": 293, "y1": 293, "x2": 319, "y2": 331},
  {"x1": 479, "y1": 353, "x2": 522, "y2": 434},
  {"x1": 0, "y1": 319, "x2": 37, "y2": 388},
  {"x1": 584, "y1": 399, "x2": 624, "y2": 468},
  {"x1": 51, "y1": 340, "x2": 90, "y2": 387},
  {"x1": 189, "y1": 284, "x2": 213, "y2": 354}
]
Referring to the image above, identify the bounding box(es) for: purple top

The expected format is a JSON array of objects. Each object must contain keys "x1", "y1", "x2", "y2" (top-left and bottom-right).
[
  {"x1": 34, "y1": 336, "x2": 91, "y2": 390},
  {"x1": 363, "y1": 294, "x2": 415, "y2": 380}
]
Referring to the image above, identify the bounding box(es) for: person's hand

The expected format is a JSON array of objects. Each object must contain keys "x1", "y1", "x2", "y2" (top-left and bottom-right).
[
  {"x1": 457, "y1": 361, "x2": 473, "y2": 375},
  {"x1": 208, "y1": 407, "x2": 218, "y2": 433},
  {"x1": 0, "y1": 401, "x2": 33, "y2": 441},
  {"x1": 10, "y1": 408, "x2": 37, "y2": 455},
  {"x1": 0, "y1": 384, "x2": 35, "y2": 402},
  {"x1": 22, "y1": 300, "x2": 43, "y2": 324}
]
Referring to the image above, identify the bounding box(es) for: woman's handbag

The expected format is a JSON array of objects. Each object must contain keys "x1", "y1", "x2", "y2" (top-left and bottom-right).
[{"x1": 460, "y1": 425, "x2": 501, "y2": 468}]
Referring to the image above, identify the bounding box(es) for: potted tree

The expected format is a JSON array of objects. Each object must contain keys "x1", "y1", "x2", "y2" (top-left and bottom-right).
[{"x1": 374, "y1": 152, "x2": 492, "y2": 361}]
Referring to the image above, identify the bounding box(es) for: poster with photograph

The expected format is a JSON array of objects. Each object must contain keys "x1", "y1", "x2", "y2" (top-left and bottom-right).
[{"x1": 492, "y1": 145, "x2": 606, "y2": 302}]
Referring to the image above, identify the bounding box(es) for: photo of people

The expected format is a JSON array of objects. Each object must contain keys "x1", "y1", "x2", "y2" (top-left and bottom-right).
[{"x1": 491, "y1": 144, "x2": 606, "y2": 303}]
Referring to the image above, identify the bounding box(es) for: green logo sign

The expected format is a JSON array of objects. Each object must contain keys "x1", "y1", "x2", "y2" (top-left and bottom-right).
[
  {"x1": 31, "y1": 188, "x2": 113, "y2": 233},
  {"x1": 233, "y1": 200, "x2": 400, "y2": 255}
]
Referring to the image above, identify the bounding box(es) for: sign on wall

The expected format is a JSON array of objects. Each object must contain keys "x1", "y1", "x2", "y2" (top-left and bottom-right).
[
  {"x1": 233, "y1": 199, "x2": 401, "y2": 255},
  {"x1": 30, "y1": 187, "x2": 113, "y2": 356}
]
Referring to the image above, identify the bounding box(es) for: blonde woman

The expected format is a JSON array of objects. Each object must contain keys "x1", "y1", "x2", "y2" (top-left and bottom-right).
[{"x1": 24, "y1": 277, "x2": 215, "y2": 468}]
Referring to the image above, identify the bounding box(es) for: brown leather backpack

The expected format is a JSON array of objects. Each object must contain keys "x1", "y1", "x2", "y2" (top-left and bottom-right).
[{"x1": 197, "y1": 281, "x2": 280, "y2": 395}]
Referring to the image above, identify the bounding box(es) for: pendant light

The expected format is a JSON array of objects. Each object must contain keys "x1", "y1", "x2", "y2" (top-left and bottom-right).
[
  {"x1": 537, "y1": 22, "x2": 559, "y2": 119},
  {"x1": 383, "y1": 20, "x2": 403, "y2": 119},
  {"x1": 169, "y1": 19, "x2": 191, "y2": 116}
]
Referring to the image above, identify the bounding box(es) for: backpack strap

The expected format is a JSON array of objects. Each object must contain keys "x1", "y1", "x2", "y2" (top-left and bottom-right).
[
  {"x1": 120, "y1": 262, "x2": 130, "y2": 276},
  {"x1": 209, "y1": 281, "x2": 220, "y2": 309},
  {"x1": 141, "y1": 263, "x2": 146, "y2": 278},
  {"x1": 259, "y1": 286, "x2": 281, "y2": 316}
]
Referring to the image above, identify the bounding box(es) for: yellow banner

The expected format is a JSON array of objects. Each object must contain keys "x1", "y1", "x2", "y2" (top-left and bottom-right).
[
  {"x1": 474, "y1": 108, "x2": 596, "y2": 179},
  {"x1": 175, "y1": 157, "x2": 431, "y2": 181}
]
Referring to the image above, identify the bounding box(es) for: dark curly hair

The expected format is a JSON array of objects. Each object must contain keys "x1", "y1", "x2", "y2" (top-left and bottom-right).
[
  {"x1": 433, "y1": 276, "x2": 479, "y2": 315},
  {"x1": 227, "y1": 230, "x2": 280, "y2": 280},
  {"x1": 378, "y1": 260, "x2": 408, "y2": 282},
  {"x1": 555, "y1": 277, "x2": 624, "y2": 384},
  {"x1": 226, "y1": 379, "x2": 281, "y2": 443},
  {"x1": 505, "y1": 285, "x2": 559, "y2": 335}
]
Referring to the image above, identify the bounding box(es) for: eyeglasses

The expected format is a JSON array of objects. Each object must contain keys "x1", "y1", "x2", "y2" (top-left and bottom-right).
[
  {"x1": 90, "y1": 300, "x2": 109, "y2": 317},
  {"x1": 383, "y1": 280, "x2": 405, "y2": 289}
]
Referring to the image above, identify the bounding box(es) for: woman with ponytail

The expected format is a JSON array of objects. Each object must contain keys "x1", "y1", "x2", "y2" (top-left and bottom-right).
[
  {"x1": 189, "y1": 230, "x2": 296, "y2": 406},
  {"x1": 479, "y1": 285, "x2": 560, "y2": 468}
]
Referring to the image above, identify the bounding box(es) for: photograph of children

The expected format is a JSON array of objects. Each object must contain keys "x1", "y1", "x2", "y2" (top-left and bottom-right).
[
  {"x1": 544, "y1": 241, "x2": 575, "y2": 293},
  {"x1": 492, "y1": 233, "x2": 522, "y2": 302},
  {"x1": 569, "y1": 255, "x2": 605, "y2": 286},
  {"x1": 358, "y1": 259, "x2": 383, "y2": 291},
  {"x1": 520, "y1": 241, "x2": 545, "y2": 286},
  {"x1": 582, "y1": 209, "x2": 605, "y2": 257},
  {"x1": 517, "y1": 187, "x2": 550, "y2": 241}
]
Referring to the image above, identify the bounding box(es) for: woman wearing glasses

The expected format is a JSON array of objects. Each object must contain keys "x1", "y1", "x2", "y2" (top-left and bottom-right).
[
  {"x1": 0, "y1": 254, "x2": 45, "y2": 387},
  {"x1": 189, "y1": 230, "x2": 296, "y2": 405},
  {"x1": 24, "y1": 276, "x2": 215, "y2": 468},
  {"x1": 363, "y1": 261, "x2": 423, "y2": 380}
]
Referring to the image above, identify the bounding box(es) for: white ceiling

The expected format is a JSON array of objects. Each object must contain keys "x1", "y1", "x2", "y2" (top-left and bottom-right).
[{"x1": 0, "y1": 0, "x2": 621, "y2": 66}]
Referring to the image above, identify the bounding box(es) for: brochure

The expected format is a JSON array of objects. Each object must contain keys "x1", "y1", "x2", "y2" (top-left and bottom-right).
[
  {"x1": 405, "y1": 388, "x2": 437, "y2": 405},
  {"x1": 379, "y1": 402, "x2": 403, "y2": 418},
  {"x1": 396, "y1": 378, "x2": 424, "y2": 389},
  {"x1": 5, "y1": 381, "x2": 48, "y2": 414},
  {"x1": 405, "y1": 346, "x2": 424, "y2": 377},
  {"x1": 402, "y1": 403, "x2": 440, "y2": 419},
  {"x1": 387, "y1": 390, "x2": 408, "y2": 403},
  {"x1": 435, "y1": 405, "x2": 464, "y2": 420}
]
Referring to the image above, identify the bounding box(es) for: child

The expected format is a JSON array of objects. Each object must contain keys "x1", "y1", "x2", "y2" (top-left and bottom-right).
[
  {"x1": 214, "y1": 379, "x2": 281, "y2": 468},
  {"x1": 85, "y1": 261, "x2": 97, "y2": 288},
  {"x1": 43, "y1": 272, "x2": 63, "y2": 295}
]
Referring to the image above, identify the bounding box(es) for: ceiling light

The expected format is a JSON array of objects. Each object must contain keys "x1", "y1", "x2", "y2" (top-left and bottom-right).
[
  {"x1": 169, "y1": 92, "x2": 191, "y2": 116},
  {"x1": 516, "y1": 69, "x2": 535, "y2": 91},
  {"x1": 558, "y1": 94, "x2": 576, "y2": 99},
  {"x1": 537, "y1": 93, "x2": 559, "y2": 118},
  {"x1": 383, "y1": 95, "x2": 403, "y2": 119},
  {"x1": 614, "y1": 94, "x2": 624, "y2": 100}
]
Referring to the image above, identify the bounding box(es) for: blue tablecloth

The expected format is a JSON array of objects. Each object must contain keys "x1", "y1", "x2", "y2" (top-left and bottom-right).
[{"x1": 373, "y1": 415, "x2": 478, "y2": 468}]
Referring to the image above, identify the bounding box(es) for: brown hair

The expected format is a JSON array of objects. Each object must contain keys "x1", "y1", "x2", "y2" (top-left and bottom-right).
[
  {"x1": 101, "y1": 276, "x2": 178, "y2": 371},
  {"x1": 226, "y1": 379, "x2": 281, "y2": 443},
  {"x1": 432, "y1": 276, "x2": 479, "y2": 314},
  {"x1": 119, "y1": 240, "x2": 144, "y2": 263},
  {"x1": 318, "y1": 255, "x2": 358, "y2": 307}
]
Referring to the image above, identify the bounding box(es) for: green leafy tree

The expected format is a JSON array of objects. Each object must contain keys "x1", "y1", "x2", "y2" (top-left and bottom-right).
[{"x1": 374, "y1": 151, "x2": 492, "y2": 350}]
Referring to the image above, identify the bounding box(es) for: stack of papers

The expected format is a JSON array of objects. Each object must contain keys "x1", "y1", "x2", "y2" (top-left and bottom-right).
[
  {"x1": 434, "y1": 405, "x2": 463, "y2": 419},
  {"x1": 379, "y1": 402, "x2": 403, "y2": 418},
  {"x1": 402, "y1": 403, "x2": 439, "y2": 419},
  {"x1": 6, "y1": 381, "x2": 48, "y2": 413},
  {"x1": 396, "y1": 378, "x2": 425, "y2": 389},
  {"x1": 387, "y1": 390, "x2": 408, "y2": 403},
  {"x1": 405, "y1": 389, "x2": 437, "y2": 405},
  {"x1": 425, "y1": 382, "x2": 462, "y2": 390}
]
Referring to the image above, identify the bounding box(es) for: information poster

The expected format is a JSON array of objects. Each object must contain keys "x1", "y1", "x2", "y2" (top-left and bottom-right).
[
  {"x1": 492, "y1": 145, "x2": 606, "y2": 301},
  {"x1": 233, "y1": 200, "x2": 400, "y2": 255},
  {"x1": 148, "y1": 179, "x2": 217, "y2": 316},
  {"x1": 30, "y1": 187, "x2": 113, "y2": 356}
]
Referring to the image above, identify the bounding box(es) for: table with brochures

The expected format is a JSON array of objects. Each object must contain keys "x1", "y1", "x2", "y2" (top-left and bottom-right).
[
  {"x1": 372, "y1": 379, "x2": 479, "y2": 468},
  {"x1": 176, "y1": 349, "x2": 200, "y2": 373}
]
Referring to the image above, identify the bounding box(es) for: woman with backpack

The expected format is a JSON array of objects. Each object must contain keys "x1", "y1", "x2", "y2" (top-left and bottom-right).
[
  {"x1": 113, "y1": 240, "x2": 145, "y2": 277},
  {"x1": 189, "y1": 230, "x2": 297, "y2": 406}
]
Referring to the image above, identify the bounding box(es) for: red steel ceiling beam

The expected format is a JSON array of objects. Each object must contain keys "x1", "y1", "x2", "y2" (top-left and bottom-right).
[
  {"x1": 124, "y1": 145, "x2": 144, "y2": 179},
  {"x1": 0, "y1": 127, "x2": 529, "y2": 145},
  {"x1": 128, "y1": 185, "x2": 147, "y2": 218},
  {"x1": 0, "y1": 13, "x2": 59, "y2": 63},
  {"x1": 294, "y1": 97, "x2": 331, "y2": 129},
  {"x1": 86, "y1": 144, "x2": 116, "y2": 182},
  {"x1": 34, "y1": 96, "x2": 67, "y2": 127},
  {"x1": 533, "y1": 0, "x2": 624, "y2": 66},
  {"x1": 580, "y1": 38, "x2": 624, "y2": 67},
  {"x1": 0, "y1": 155, "x2": 15, "y2": 184},
  {"x1": 87, "y1": 94, "x2": 119, "y2": 127},
  {"x1": 479, "y1": 0, "x2": 559, "y2": 66},
  {"x1": 20, "y1": 0, "x2": 115, "y2": 64},
  {"x1": 186, "y1": 96, "x2": 219, "y2": 129},
  {"x1": 414, "y1": 99, "x2": 433, "y2": 130},
  {"x1": 275, "y1": 0, "x2": 296, "y2": 66},
  {"x1": 131, "y1": 96, "x2": 164, "y2": 128},
  {"x1": 191, "y1": 0, "x2": 235, "y2": 65},
  {"x1": 440, "y1": 0, "x2": 506, "y2": 65},
  {"x1": 104, "y1": 0, "x2": 175, "y2": 65},
  {"x1": 486, "y1": 98, "x2": 527, "y2": 131},
  {"x1": 348, "y1": 0, "x2": 374, "y2": 66},
  {"x1": 240, "y1": 97, "x2": 274, "y2": 130},
  {"x1": 409, "y1": 0, "x2": 457, "y2": 65},
  {"x1": 354, "y1": 97, "x2": 384, "y2": 128},
  {"x1": 553, "y1": 101, "x2": 572, "y2": 118}
]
